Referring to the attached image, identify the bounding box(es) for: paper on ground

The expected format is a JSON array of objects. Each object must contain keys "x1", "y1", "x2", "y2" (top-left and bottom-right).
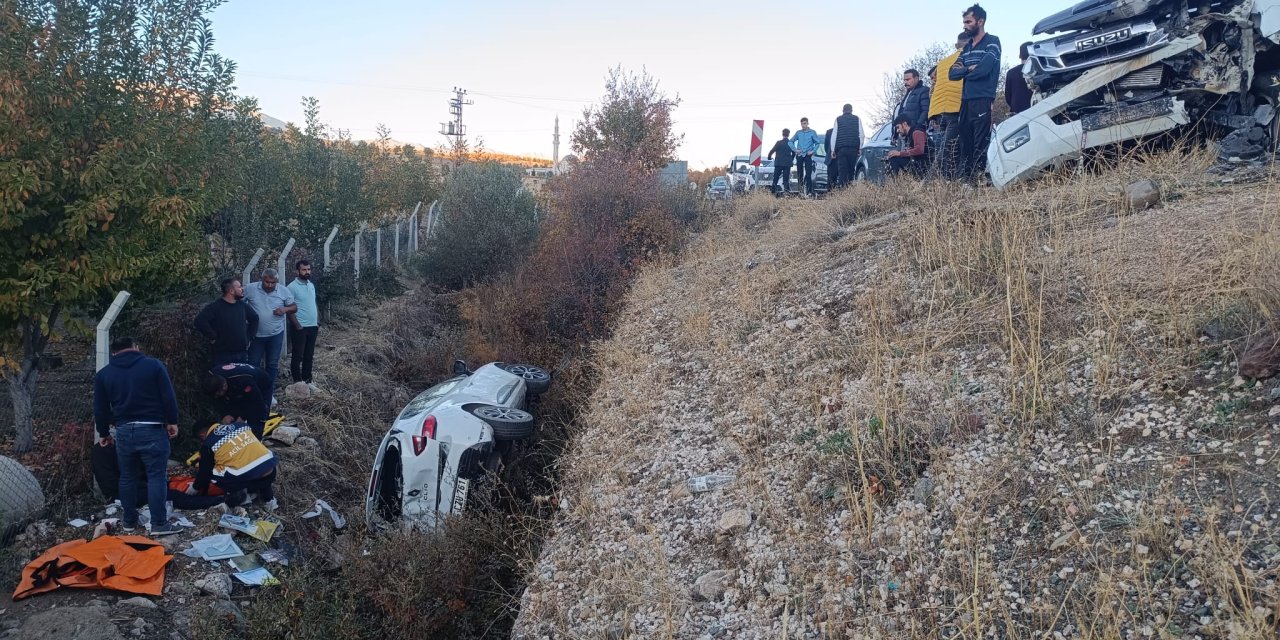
[
  {"x1": 181, "y1": 533, "x2": 244, "y2": 561},
  {"x1": 68, "y1": 518, "x2": 90, "y2": 528},
  {"x1": 232, "y1": 566, "x2": 279, "y2": 586},
  {"x1": 300, "y1": 499, "x2": 346, "y2": 528}
]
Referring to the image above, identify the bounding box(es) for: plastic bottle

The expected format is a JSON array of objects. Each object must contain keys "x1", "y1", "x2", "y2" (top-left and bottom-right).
[{"x1": 687, "y1": 474, "x2": 735, "y2": 493}]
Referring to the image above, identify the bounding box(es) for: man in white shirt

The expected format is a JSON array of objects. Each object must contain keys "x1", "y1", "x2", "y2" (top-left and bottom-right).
[{"x1": 243, "y1": 268, "x2": 295, "y2": 404}]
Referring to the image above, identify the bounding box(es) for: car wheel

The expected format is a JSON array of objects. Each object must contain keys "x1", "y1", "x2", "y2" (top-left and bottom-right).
[
  {"x1": 471, "y1": 405, "x2": 535, "y2": 440},
  {"x1": 856, "y1": 167, "x2": 867, "y2": 182},
  {"x1": 499, "y1": 363, "x2": 551, "y2": 394}
]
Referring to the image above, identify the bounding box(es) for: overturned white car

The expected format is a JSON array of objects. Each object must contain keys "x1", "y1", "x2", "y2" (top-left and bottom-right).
[
  {"x1": 365, "y1": 361, "x2": 550, "y2": 531},
  {"x1": 990, "y1": 0, "x2": 1280, "y2": 188}
]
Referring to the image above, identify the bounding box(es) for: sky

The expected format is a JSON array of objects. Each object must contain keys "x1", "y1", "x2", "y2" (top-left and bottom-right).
[{"x1": 209, "y1": 0, "x2": 1055, "y2": 170}]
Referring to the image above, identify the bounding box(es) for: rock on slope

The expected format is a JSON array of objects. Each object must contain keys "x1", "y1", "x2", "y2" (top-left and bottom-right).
[{"x1": 513, "y1": 169, "x2": 1280, "y2": 640}]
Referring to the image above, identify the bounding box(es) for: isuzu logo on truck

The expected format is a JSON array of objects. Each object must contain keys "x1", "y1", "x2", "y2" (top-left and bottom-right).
[{"x1": 1076, "y1": 27, "x2": 1132, "y2": 52}]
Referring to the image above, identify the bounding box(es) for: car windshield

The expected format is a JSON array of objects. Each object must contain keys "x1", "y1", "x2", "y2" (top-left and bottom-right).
[
  {"x1": 397, "y1": 377, "x2": 464, "y2": 420},
  {"x1": 711, "y1": 177, "x2": 727, "y2": 186},
  {"x1": 871, "y1": 123, "x2": 893, "y2": 143}
]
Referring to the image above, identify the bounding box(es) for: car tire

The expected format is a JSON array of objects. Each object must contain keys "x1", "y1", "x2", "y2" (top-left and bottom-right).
[
  {"x1": 499, "y1": 363, "x2": 551, "y2": 394},
  {"x1": 471, "y1": 405, "x2": 535, "y2": 440}
]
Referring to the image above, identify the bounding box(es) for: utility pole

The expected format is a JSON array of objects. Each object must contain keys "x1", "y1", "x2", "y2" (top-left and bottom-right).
[{"x1": 440, "y1": 87, "x2": 472, "y2": 170}]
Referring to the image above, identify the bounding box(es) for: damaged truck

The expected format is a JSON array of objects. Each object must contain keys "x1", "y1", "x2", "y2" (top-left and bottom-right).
[{"x1": 988, "y1": 0, "x2": 1280, "y2": 188}]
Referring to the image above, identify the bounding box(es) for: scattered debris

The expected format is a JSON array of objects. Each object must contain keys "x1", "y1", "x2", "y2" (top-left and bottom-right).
[
  {"x1": 300, "y1": 499, "x2": 345, "y2": 529},
  {"x1": 181, "y1": 534, "x2": 244, "y2": 562}
]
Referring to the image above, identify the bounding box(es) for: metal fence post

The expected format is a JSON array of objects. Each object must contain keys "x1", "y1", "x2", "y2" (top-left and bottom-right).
[
  {"x1": 96, "y1": 291, "x2": 132, "y2": 372},
  {"x1": 375, "y1": 227, "x2": 382, "y2": 268},
  {"x1": 277, "y1": 237, "x2": 296, "y2": 282},
  {"x1": 323, "y1": 225, "x2": 340, "y2": 271},
  {"x1": 242, "y1": 248, "x2": 264, "y2": 285}
]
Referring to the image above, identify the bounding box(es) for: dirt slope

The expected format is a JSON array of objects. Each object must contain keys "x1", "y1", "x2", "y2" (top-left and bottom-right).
[{"x1": 512, "y1": 160, "x2": 1280, "y2": 639}]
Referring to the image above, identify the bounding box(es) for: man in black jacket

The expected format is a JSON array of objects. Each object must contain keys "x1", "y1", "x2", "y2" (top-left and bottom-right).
[
  {"x1": 201, "y1": 363, "x2": 272, "y2": 439},
  {"x1": 895, "y1": 69, "x2": 931, "y2": 134},
  {"x1": 949, "y1": 3, "x2": 1002, "y2": 181},
  {"x1": 93, "y1": 337, "x2": 182, "y2": 536},
  {"x1": 1005, "y1": 42, "x2": 1033, "y2": 115},
  {"x1": 829, "y1": 104, "x2": 862, "y2": 189},
  {"x1": 766, "y1": 128, "x2": 794, "y2": 195},
  {"x1": 194, "y1": 278, "x2": 258, "y2": 366}
]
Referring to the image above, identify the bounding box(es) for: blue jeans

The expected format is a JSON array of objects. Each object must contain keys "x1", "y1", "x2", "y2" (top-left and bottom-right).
[
  {"x1": 247, "y1": 331, "x2": 284, "y2": 400},
  {"x1": 114, "y1": 423, "x2": 170, "y2": 527}
]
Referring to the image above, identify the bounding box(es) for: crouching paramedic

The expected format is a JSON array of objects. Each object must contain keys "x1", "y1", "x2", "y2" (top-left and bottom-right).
[
  {"x1": 190, "y1": 421, "x2": 277, "y2": 509},
  {"x1": 202, "y1": 363, "x2": 271, "y2": 439}
]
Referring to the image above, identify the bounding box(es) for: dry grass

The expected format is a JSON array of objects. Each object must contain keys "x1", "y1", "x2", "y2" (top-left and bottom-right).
[{"x1": 514, "y1": 149, "x2": 1280, "y2": 639}]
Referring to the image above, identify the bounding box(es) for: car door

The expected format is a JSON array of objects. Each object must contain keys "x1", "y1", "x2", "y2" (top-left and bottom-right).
[{"x1": 861, "y1": 123, "x2": 894, "y2": 184}]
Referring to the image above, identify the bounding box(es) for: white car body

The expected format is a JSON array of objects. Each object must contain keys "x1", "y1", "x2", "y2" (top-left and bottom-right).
[
  {"x1": 365, "y1": 363, "x2": 539, "y2": 531},
  {"x1": 990, "y1": 0, "x2": 1280, "y2": 189}
]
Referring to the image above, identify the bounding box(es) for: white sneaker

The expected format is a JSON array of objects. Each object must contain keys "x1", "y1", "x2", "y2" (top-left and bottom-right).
[{"x1": 271, "y1": 396, "x2": 278, "y2": 407}]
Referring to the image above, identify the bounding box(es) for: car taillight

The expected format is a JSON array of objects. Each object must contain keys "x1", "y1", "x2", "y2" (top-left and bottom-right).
[{"x1": 412, "y1": 415, "x2": 437, "y2": 455}]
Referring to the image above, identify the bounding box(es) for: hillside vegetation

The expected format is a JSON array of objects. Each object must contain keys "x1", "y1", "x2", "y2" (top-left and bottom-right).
[{"x1": 513, "y1": 153, "x2": 1280, "y2": 639}]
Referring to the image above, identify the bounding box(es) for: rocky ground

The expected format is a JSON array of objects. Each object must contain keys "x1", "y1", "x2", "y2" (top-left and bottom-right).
[{"x1": 513, "y1": 161, "x2": 1280, "y2": 639}]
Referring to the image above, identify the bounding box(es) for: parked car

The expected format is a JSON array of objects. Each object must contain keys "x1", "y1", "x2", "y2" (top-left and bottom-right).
[
  {"x1": 855, "y1": 123, "x2": 895, "y2": 184},
  {"x1": 365, "y1": 361, "x2": 551, "y2": 531},
  {"x1": 989, "y1": 0, "x2": 1280, "y2": 188},
  {"x1": 707, "y1": 176, "x2": 730, "y2": 200}
]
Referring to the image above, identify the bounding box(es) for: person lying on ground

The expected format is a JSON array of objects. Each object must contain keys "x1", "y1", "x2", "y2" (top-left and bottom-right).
[{"x1": 190, "y1": 421, "x2": 278, "y2": 511}]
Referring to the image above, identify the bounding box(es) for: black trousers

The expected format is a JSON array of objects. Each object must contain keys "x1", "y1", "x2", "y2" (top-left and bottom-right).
[
  {"x1": 795, "y1": 156, "x2": 815, "y2": 194},
  {"x1": 289, "y1": 325, "x2": 318, "y2": 383},
  {"x1": 889, "y1": 156, "x2": 926, "y2": 177},
  {"x1": 834, "y1": 146, "x2": 859, "y2": 187},
  {"x1": 771, "y1": 164, "x2": 791, "y2": 193},
  {"x1": 937, "y1": 112, "x2": 961, "y2": 179},
  {"x1": 957, "y1": 98, "x2": 993, "y2": 180}
]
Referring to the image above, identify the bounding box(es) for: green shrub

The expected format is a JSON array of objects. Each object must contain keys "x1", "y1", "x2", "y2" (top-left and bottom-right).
[{"x1": 413, "y1": 162, "x2": 539, "y2": 289}]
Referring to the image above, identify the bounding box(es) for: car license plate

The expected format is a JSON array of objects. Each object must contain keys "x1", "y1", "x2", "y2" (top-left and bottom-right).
[
  {"x1": 1076, "y1": 27, "x2": 1132, "y2": 52},
  {"x1": 452, "y1": 478, "x2": 470, "y2": 513}
]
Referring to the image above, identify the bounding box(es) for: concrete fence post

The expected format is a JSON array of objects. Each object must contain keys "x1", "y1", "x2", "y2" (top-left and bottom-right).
[
  {"x1": 427, "y1": 200, "x2": 440, "y2": 239},
  {"x1": 323, "y1": 225, "x2": 340, "y2": 271},
  {"x1": 96, "y1": 291, "x2": 131, "y2": 372},
  {"x1": 354, "y1": 223, "x2": 366, "y2": 286},
  {"x1": 408, "y1": 201, "x2": 422, "y2": 253},
  {"x1": 375, "y1": 227, "x2": 382, "y2": 268},
  {"x1": 242, "y1": 248, "x2": 264, "y2": 285},
  {"x1": 277, "y1": 237, "x2": 296, "y2": 282},
  {"x1": 394, "y1": 220, "x2": 401, "y2": 265}
]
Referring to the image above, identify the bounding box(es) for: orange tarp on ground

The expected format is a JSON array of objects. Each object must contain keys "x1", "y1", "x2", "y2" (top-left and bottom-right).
[{"x1": 12, "y1": 535, "x2": 173, "y2": 600}]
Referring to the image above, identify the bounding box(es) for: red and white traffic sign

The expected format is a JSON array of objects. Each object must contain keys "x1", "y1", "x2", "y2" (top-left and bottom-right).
[{"x1": 749, "y1": 120, "x2": 763, "y2": 166}]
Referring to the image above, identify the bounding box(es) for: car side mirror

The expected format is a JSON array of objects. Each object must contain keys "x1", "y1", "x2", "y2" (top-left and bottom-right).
[{"x1": 452, "y1": 360, "x2": 471, "y2": 375}]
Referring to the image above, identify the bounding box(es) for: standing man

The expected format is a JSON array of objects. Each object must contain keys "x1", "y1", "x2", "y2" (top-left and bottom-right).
[
  {"x1": 949, "y1": 4, "x2": 1002, "y2": 181},
  {"x1": 243, "y1": 268, "x2": 295, "y2": 404},
  {"x1": 829, "y1": 104, "x2": 862, "y2": 188},
  {"x1": 887, "y1": 116, "x2": 930, "y2": 177},
  {"x1": 823, "y1": 128, "x2": 839, "y2": 188},
  {"x1": 789, "y1": 118, "x2": 820, "y2": 197},
  {"x1": 930, "y1": 32, "x2": 970, "y2": 179},
  {"x1": 766, "y1": 129, "x2": 795, "y2": 196},
  {"x1": 201, "y1": 363, "x2": 272, "y2": 440},
  {"x1": 1005, "y1": 42, "x2": 1034, "y2": 116},
  {"x1": 93, "y1": 337, "x2": 182, "y2": 536},
  {"x1": 287, "y1": 259, "x2": 320, "y2": 392},
  {"x1": 894, "y1": 69, "x2": 932, "y2": 134},
  {"x1": 195, "y1": 278, "x2": 258, "y2": 366}
]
